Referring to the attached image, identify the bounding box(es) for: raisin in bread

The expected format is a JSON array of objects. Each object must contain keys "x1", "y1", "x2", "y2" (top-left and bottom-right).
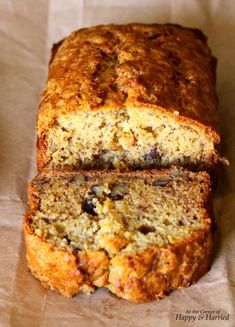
[
  {"x1": 37, "y1": 23, "x2": 220, "y2": 172},
  {"x1": 24, "y1": 168, "x2": 213, "y2": 302}
]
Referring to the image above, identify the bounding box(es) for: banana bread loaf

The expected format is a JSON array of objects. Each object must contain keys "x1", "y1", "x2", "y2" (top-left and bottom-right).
[
  {"x1": 24, "y1": 168, "x2": 213, "y2": 302},
  {"x1": 37, "y1": 23, "x2": 220, "y2": 172}
]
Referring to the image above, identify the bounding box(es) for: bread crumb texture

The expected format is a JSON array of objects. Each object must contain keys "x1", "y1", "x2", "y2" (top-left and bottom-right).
[
  {"x1": 25, "y1": 169, "x2": 212, "y2": 302},
  {"x1": 37, "y1": 23, "x2": 219, "y2": 171},
  {"x1": 46, "y1": 108, "x2": 217, "y2": 170}
]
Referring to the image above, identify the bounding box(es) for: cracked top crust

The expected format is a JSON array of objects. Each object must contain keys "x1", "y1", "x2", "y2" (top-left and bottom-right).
[{"x1": 37, "y1": 23, "x2": 219, "y2": 140}]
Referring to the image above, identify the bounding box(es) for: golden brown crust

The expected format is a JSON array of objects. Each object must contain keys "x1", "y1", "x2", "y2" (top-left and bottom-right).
[
  {"x1": 37, "y1": 23, "x2": 219, "y2": 137},
  {"x1": 24, "y1": 168, "x2": 213, "y2": 302},
  {"x1": 108, "y1": 230, "x2": 212, "y2": 302},
  {"x1": 24, "y1": 213, "x2": 212, "y2": 302},
  {"x1": 24, "y1": 213, "x2": 109, "y2": 297},
  {"x1": 36, "y1": 135, "x2": 47, "y2": 173}
]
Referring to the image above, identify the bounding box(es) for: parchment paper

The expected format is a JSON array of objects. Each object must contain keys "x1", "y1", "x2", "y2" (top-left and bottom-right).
[{"x1": 0, "y1": 0, "x2": 234, "y2": 326}]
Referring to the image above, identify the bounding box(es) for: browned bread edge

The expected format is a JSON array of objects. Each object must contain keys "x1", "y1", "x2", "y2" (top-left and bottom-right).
[{"x1": 24, "y1": 168, "x2": 213, "y2": 302}]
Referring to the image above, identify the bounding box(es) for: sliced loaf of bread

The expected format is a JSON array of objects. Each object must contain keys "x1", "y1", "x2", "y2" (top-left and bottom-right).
[
  {"x1": 37, "y1": 24, "x2": 220, "y2": 172},
  {"x1": 24, "y1": 168, "x2": 212, "y2": 302}
]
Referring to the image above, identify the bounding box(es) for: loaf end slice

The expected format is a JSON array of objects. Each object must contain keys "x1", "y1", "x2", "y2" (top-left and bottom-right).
[{"x1": 24, "y1": 168, "x2": 213, "y2": 302}]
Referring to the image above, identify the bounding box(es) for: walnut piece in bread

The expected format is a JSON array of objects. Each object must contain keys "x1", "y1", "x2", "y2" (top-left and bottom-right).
[
  {"x1": 24, "y1": 168, "x2": 213, "y2": 302},
  {"x1": 37, "y1": 23, "x2": 220, "y2": 172}
]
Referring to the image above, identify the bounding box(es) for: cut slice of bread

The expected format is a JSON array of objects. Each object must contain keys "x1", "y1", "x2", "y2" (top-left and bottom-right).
[
  {"x1": 24, "y1": 168, "x2": 213, "y2": 302},
  {"x1": 37, "y1": 23, "x2": 220, "y2": 172}
]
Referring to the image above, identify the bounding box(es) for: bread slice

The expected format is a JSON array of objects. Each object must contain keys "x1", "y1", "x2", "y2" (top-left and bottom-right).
[
  {"x1": 37, "y1": 23, "x2": 220, "y2": 172},
  {"x1": 24, "y1": 168, "x2": 213, "y2": 302}
]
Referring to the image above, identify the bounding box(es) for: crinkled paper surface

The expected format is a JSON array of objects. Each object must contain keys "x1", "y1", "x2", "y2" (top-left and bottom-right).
[{"x1": 0, "y1": 0, "x2": 234, "y2": 326}]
